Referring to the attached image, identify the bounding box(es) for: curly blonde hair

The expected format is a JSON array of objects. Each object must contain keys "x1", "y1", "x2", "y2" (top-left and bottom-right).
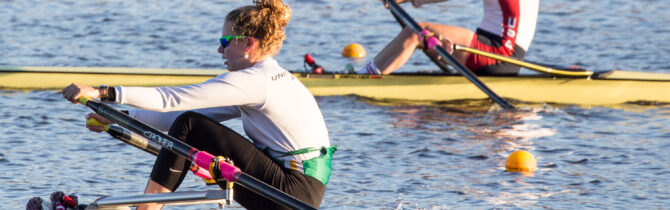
[{"x1": 226, "y1": 0, "x2": 292, "y2": 56}]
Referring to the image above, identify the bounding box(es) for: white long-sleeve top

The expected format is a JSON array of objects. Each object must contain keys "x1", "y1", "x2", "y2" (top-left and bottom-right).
[{"x1": 112, "y1": 58, "x2": 330, "y2": 171}]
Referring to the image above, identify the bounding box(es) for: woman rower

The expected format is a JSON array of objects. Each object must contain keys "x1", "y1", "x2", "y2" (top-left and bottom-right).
[
  {"x1": 62, "y1": 0, "x2": 335, "y2": 209},
  {"x1": 359, "y1": 0, "x2": 539, "y2": 76}
]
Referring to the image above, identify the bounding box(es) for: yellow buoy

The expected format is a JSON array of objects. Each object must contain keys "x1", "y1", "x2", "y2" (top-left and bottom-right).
[
  {"x1": 342, "y1": 43, "x2": 366, "y2": 58},
  {"x1": 505, "y1": 150, "x2": 537, "y2": 173}
]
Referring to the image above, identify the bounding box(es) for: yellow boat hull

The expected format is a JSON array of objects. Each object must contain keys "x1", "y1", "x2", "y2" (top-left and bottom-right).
[
  {"x1": 0, "y1": 66, "x2": 226, "y2": 89},
  {"x1": 1, "y1": 66, "x2": 669, "y2": 106},
  {"x1": 299, "y1": 73, "x2": 670, "y2": 106}
]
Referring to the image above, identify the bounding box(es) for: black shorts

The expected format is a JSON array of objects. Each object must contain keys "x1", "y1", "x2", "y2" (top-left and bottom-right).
[
  {"x1": 466, "y1": 29, "x2": 527, "y2": 76},
  {"x1": 150, "y1": 111, "x2": 325, "y2": 209}
]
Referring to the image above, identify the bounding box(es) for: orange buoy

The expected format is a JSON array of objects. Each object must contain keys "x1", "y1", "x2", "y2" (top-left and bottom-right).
[
  {"x1": 342, "y1": 43, "x2": 366, "y2": 59},
  {"x1": 505, "y1": 150, "x2": 537, "y2": 173}
]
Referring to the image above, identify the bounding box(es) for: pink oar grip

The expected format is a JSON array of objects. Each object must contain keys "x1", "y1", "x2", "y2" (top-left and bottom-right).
[
  {"x1": 419, "y1": 29, "x2": 431, "y2": 36},
  {"x1": 419, "y1": 29, "x2": 443, "y2": 50},
  {"x1": 425, "y1": 37, "x2": 443, "y2": 50},
  {"x1": 193, "y1": 151, "x2": 241, "y2": 182}
]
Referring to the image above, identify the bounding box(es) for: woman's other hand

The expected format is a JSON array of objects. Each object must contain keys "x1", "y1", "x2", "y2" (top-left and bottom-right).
[{"x1": 85, "y1": 113, "x2": 114, "y2": 133}]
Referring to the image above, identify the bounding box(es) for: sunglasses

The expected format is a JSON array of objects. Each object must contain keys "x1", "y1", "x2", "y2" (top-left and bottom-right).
[{"x1": 219, "y1": 36, "x2": 246, "y2": 48}]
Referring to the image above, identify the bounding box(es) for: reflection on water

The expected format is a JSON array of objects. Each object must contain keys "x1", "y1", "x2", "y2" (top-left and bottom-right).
[
  {"x1": 382, "y1": 104, "x2": 559, "y2": 208},
  {"x1": 387, "y1": 104, "x2": 555, "y2": 144}
]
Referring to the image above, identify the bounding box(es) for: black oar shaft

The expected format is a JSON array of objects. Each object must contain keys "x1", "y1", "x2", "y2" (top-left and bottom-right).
[
  {"x1": 79, "y1": 98, "x2": 316, "y2": 210},
  {"x1": 387, "y1": 0, "x2": 515, "y2": 110}
]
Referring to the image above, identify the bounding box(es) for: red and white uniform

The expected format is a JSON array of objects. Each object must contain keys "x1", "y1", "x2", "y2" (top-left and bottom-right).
[{"x1": 466, "y1": 0, "x2": 539, "y2": 75}]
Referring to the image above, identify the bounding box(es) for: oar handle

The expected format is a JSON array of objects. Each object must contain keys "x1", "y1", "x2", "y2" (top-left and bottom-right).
[
  {"x1": 420, "y1": 30, "x2": 444, "y2": 50},
  {"x1": 86, "y1": 118, "x2": 110, "y2": 131},
  {"x1": 78, "y1": 96, "x2": 90, "y2": 106}
]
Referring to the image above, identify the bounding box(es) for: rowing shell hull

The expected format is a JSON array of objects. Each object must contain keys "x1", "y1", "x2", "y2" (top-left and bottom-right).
[
  {"x1": 298, "y1": 73, "x2": 670, "y2": 106},
  {"x1": 0, "y1": 66, "x2": 226, "y2": 89},
  {"x1": 1, "y1": 66, "x2": 669, "y2": 106}
]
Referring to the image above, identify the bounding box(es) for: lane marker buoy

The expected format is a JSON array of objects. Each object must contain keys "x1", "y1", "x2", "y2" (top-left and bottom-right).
[{"x1": 505, "y1": 150, "x2": 537, "y2": 173}]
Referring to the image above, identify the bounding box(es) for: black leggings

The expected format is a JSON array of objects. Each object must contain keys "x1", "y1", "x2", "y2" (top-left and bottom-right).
[{"x1": 150, "y1": 111, "x2": 326, "y2": 209}]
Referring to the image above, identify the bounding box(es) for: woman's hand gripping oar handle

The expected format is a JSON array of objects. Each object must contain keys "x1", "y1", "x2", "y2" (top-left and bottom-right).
[{"x1": 83, "y1": 102, "x2": 215, "y2": 181}]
